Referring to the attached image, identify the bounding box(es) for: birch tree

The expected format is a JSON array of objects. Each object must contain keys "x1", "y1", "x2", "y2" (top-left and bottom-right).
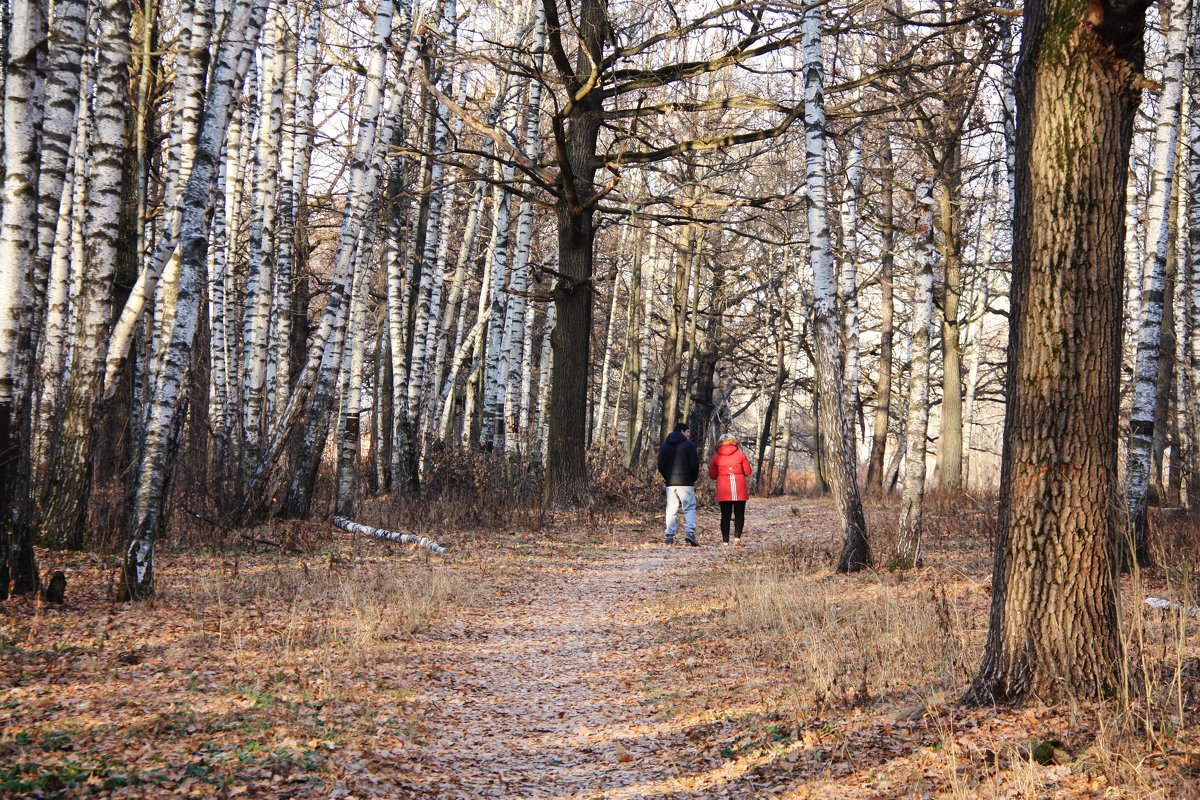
[
  {"x1": 0, "y1": 0, "x2": 47, "y2": 596},
  {"x1": 1124, "y1": 0, "x2": 1192, "y2": 566},
  {"x1": 800, "y1": 2, "x2": 870, "y2": 572},
  {"x1": 890, "y1": 177, "x2": 936, "y2": 570},
  {"x1": 865, "y1": 133, "x2": 896, "y2": 492},
  {"x1": 120, "y1": 0, "x2": 271, "y2": 598},
  {"x1": 1188, "y1": 35, "x2": 1200, "y2": 505},
  {"x1": 39, "y1": 0, "x2": 134, "y2": 549}
]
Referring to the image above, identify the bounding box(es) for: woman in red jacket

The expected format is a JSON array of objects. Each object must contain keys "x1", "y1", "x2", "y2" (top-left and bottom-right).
[{"x1": 709, "y1": 433, "x2": 752, "y2": 545}]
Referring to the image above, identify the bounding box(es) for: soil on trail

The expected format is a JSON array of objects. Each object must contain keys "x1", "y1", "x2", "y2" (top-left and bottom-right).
[{"x1": 401, "y1": 497, "x2": 836, "y2": 799}]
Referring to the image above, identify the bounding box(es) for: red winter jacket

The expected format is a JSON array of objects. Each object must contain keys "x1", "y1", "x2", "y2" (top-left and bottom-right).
[{"x1": 709, "y1": 443, "x2": 752, "y2": 502}]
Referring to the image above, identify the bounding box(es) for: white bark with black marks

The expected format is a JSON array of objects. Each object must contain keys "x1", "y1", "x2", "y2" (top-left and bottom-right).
[
  {"x1": 801, "y1": 5, "x2": 870, "y2": 572},
  {"x1": 121, "y1": 0, "x2": 271, "y2": 598},
  {"x1": 1125, "y1": 0, "x2": 1192, "y2": 564}
]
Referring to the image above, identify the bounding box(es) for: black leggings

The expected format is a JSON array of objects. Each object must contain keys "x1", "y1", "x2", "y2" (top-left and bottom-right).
[{"x1": 719, "y1": 501, "x2": 746, "y2": 542}]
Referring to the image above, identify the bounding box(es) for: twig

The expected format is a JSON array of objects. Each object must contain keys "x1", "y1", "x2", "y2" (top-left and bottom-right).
[{"x1": 240, "y1": 533, "x2": 305, "y2": 555}]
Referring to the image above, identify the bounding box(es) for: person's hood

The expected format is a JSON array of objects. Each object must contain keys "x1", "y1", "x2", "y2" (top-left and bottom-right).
[
  {"x1": 665, "y1": 431, "x2": 689, "y2": 445},
  {"x1": 717, "y1": 443, "x2": 739, "y2": 455}
]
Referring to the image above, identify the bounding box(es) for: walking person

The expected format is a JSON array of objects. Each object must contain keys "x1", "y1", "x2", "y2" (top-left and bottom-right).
[
  {"x1": 658, "y1": 422, "x2": 700, "y2": 546},
  {"x1": 709, "y1": 432, "x2": 752, "y2": 546}
]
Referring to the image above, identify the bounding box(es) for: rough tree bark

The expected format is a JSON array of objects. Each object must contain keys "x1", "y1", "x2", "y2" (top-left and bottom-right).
[
  {"x1": 965, "y1": 0, "x2": 1144, "y2": 705},
  {"x1": 542, "y1": 0, "x2": 606, "y2": 502}
]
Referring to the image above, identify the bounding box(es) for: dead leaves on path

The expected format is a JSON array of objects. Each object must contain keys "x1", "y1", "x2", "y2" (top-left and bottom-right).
[{"x1": 2, "y1": 499, "x2": 1198, "y2": 799}]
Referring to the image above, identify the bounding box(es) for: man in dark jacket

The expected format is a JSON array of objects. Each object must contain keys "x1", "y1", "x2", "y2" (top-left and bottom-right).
[{"x1": 658, "y1": 422, "x2": 700, "y2": 546}]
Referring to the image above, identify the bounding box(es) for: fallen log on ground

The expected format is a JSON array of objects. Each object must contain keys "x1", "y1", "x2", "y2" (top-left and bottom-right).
[
  {"x1": 331, "y1": 517, "x2": 448, "y2": 554},
  {"x1": 1145, "y1": 597, "x2": 1200, "y2": 618}
]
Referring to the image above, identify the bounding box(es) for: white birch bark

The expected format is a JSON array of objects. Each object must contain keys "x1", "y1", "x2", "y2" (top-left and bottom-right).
[
  {"x1": 103, "y1": 0, "x2": 217, "y2": 396},
  {"x1": 838, "y1": 131, "x2": 863, "y2": 417},
  {"x1": 891, "y1": 177, "x2": 937, "y2": 569},
  {"x1": 1187, "y1": 35, "x2": 1200, "y2": 505},
  {"x1": 246, "y1": 0, "x2": 411, "y2": 506},
  {"x1": 480, "y1": 161, "x2": 516, "y2": 449},
  {"x1": 426, "y1": 176, "x2": 485, "y2": 435},
  {"x1": 1125, "y1": 0, "x2": 1192, "y2": 560},
  {"x1": 121, "y1": 0, "x2": 271, "y2": 598},
  {"x1": 379, "y1": 24, "x2": 423, "y2": 489},
  {"x1": 37, "y1": 0, "x2": 131, "y2": 546},
  {"x1": 962, "y1": 176, "x2": 997, "y2": 489},
  {"x1": 437, "y1": 198, "x2": 500, "y2": 442},
  {"x1": 0, "y1": 0, "x2": 45, "y2": 409},
  {"x1": 266, "y1": 4, "x2": 301, "y2": 426},
  {"x1": 595, "y1": 267, "x2": 623, "y2": 444},
  {"x1": 149, "y1": 0, "x2": 217, "y2": 387},
  {"x1": 240, "y1": 5, "x2": 288, "y2": 470},
  {"x1": 800, "y1": 5, "x2": 870, "y2": 571},
  {"x1": 34, "y1": 48, "x2": 95, "y2": 469},
  {"x1": 331, "y1": 517, "x2": 446, "y2": 553},
  {"x1": 335, "y1": 243, "x2": 373, "y2": 516},
  {"x1": 406, "y1": 0, "x2": 457, "y2": 429},
  {"x1": 501, "y1": 13, "x2": 546, "y2": 451},
  {"x1": 532, "y1": 302, "x2": 556, "y2": 463},
  {"x1": 208, "y1": 157, "x2": 232, "y2": 436},
  {"x1": 630, "y1": 227, "x2": 659, "y2": 461},
  {"x1": 32, "y1": 0, "x2": 88, "y2": 316}
]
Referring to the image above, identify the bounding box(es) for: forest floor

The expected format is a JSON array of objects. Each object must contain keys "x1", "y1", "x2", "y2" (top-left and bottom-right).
[{"x1": 2, "y1": 495, "x2": 1199, "y2": 798}]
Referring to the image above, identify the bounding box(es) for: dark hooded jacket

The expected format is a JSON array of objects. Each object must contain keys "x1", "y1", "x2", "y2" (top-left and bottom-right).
[{"x1": 657, "y1": 431, "x2": 699, "y2": 486}]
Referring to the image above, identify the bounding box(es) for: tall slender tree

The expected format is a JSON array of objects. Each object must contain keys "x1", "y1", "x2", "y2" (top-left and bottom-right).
[{"x1": 800, "y1": 2, "x2": 870, "y2": 572}]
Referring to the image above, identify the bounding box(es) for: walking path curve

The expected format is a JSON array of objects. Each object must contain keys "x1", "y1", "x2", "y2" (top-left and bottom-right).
[{"x1": 401, "y1": 498, "x2": 835, "y2": 799}]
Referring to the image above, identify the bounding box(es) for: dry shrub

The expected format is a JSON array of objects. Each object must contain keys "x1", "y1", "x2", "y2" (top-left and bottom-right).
[
  {"x1": 187, "y1": 554, "x2": 469, "y2": 668},
  {"x1": 1153, "y1": 506, "x2": 1200, "y2": 566},
  {"x1": 783, "y1": 469, "x2": 830, "y2": 498},
  {"x1": 366, "y1": 447, "x2": 546, "y2": 535},
  {"x1": 717, "y1": 563, "x2": 981, "y2": 713},
  {"x1": 588, "y1": 447, "x2": 661, "y2": 508}
]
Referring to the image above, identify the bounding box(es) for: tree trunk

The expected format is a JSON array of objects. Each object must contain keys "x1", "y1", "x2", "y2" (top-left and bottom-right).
[
  {"x1": 935, "y1": 158, "x2": 964, "y2": 490},
  {"x1": 40, "y1": 0, "x2": 133, "y2": 550},
  {"x1": 624, "y1": 222, "x2": 645, "y2": 466},
  {"x1": 1124, "y1": 0, "x2": 1191, "y2": 566},
  {"x1": 866, "y1": 134, "x2": 895, "y2": 493},
  {"x1": 660, "y1": 223, "x2": 693, "y2": 440},
  {"x1": 543, "y1": 0, "x2": 605, "y2": 502},
  {"x1": 838, "y1": 133, "x2": 863, "y2": 440},
  {"x1": 800, "y1": 4, "x2": 870, "y2": 572},
  {"x1": 965, "y1": 0, "x2": 1143, "y2": 704},
  {"x1": 0, "y1": 0, "x2": 46, "y2": 597},
  {"x1": 120, "y1": 0, "x2": 271, "y2": 599},
  {"x1": 1188, "y1": 27, "x2": 1200, "y2": 506},
  {"x1": 890, "y1": 177, "x2": 936, "y2": 570},
  {"x1": 688, "y1": 255, "x2": 724, "y2": 453}
]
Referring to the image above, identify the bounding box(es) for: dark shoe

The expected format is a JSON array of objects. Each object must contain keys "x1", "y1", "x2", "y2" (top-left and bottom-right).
[
  {"x1": 665, "y1": 536, "x2": 675, "y2": 546},
  {"x1": 685, "y1": 535, "x2": 699, "y2": 547}
]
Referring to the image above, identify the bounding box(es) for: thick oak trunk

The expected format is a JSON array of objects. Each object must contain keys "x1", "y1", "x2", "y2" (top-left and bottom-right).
[{"x1": 966, "y1": 0, "x2": 1144, "y2": 704}]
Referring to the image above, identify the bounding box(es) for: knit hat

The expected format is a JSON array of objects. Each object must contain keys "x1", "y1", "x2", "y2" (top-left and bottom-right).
[{"x1": 717, "y1": 432, "x2": 738, "y2": 445}]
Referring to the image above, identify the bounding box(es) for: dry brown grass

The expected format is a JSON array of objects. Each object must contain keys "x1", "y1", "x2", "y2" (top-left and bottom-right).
[
  {"x1": 0, "y1": 536, "x2": 479, "y2": 797},
  {"x1": 659, "y1": 494, "x2": 1200, "y2": 799}
]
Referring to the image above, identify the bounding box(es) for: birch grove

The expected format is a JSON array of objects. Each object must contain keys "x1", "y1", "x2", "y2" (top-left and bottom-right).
[{"x1": 0, "y1": 0, "x2": 1194, "y2": 618}]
